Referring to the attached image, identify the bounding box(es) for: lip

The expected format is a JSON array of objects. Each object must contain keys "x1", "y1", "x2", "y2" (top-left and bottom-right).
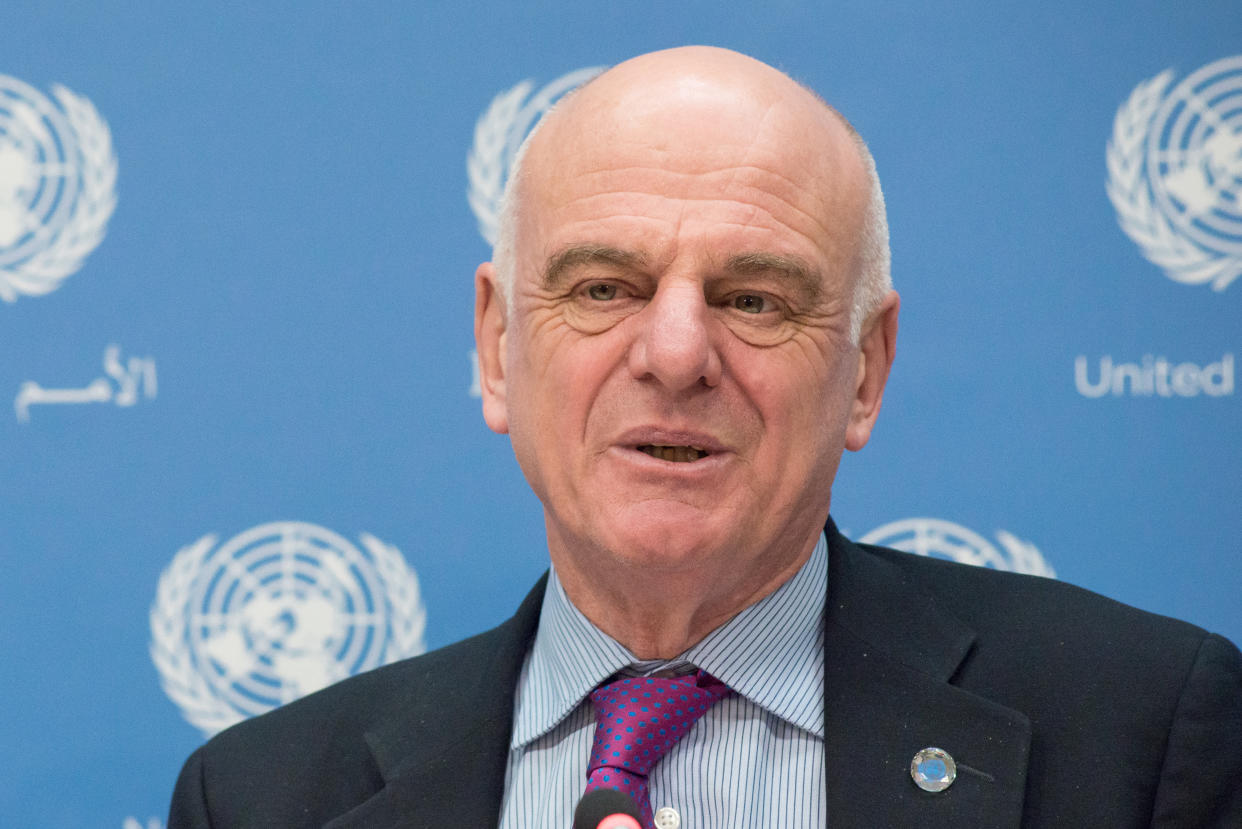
[
  {"x1": 607, "y1": 426, "x2": 734, "y2": 472},
  {"x1": 612, "y1": 426, "x2": 730, "y2": 455}
]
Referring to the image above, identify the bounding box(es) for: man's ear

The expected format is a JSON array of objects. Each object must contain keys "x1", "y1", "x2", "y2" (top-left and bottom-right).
[
  {"x1": 845, "y1": 290, "x2": 899, "y2": 452},
  {"x1": 474, "y1": 262, "x2": 510, "y2": 435}
]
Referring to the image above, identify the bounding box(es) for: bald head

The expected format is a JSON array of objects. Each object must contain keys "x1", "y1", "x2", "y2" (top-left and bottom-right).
[{"x1": 491, "y1": 46, "x2": 891, "y2": 342}]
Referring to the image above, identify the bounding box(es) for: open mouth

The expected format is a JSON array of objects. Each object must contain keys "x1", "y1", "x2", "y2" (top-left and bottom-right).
[{"x1": 637, "y1": 444, "x2": 710, "y2": 463}]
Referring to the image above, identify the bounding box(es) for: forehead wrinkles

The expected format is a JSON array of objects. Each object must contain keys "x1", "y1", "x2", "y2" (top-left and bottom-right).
[
  {"x1": 520, "y1": 74, "x2": 866, "y2": 281},
  {"x1": 541, "y1": 161, "x2": 851, "y2": 272}
]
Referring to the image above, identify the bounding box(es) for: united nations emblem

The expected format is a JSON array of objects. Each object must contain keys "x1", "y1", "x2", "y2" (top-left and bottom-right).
[
  {"x1": 1107, "y1": 55, "x2": 1242, "y2": 291},
  {"x1": 149, "y1": 522, "x2": 427, "y2": 737},
  {"x1": 0, "y1": 76, "x2": 116, "y2": 302},
  {"x1": 466, "y1": 66, "x2": 604, "y2": 245},
  {"x1": 860, "y1": 518, "x2": 1056, "y2": 577}
]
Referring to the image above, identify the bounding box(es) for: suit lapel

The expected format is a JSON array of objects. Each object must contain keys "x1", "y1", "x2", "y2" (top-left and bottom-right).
[
  {"x1": 823, "y1": 525, "x2": 1031, "y2": 826},
  {"x1": 324, "y1": 575, "x2": 548, "y2": 829},
  {"x1": 325, "y1": 528, "x2": 1033, "y2": 828}
]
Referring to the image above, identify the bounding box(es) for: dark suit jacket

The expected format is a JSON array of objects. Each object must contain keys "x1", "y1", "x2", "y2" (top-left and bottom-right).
[{"x1": 169, "y1": 523, "x2": 1242, "y2": 827}]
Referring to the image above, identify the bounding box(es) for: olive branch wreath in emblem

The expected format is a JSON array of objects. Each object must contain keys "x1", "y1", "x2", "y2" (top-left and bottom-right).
[
  {"x1": 149, "y1": 535, "x2": 232, "y2": 736},
  {"x1": 1106, "y1": 67, "x2": 1240, "y2": 291},
  {"x1": 992, "y1": 529, "x2": 1056, "y2": 578},
  {"x1": 467, "y1": 79, "x2": 532, "y2": 246},
  {"x1": 466, "y1": 67, "x2": 605, "y2": 245},
  {"x1": 149, "y1": 528, "x2": 426, "y2": 737},
  {"x1": 0, "y1": 82, "x2": 117, "y2": 302},
  {"x1": 362, "y1": 532, "x2": 428, "y2": 660}
]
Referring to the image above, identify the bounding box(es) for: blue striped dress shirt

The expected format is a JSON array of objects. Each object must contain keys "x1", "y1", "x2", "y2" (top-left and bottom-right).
[{"x1": 498, "y1": 534, "x2": 827, "y2": 828}]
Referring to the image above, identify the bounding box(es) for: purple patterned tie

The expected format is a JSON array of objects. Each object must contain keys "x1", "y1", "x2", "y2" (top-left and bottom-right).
[{"x1": 584, "y1": 670, "x2": 731, "y2": 829}]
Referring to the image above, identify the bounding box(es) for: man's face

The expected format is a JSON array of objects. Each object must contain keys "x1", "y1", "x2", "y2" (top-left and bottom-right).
[{"x1": 476, "y1": 55, "x2": 895, "y2": 593}]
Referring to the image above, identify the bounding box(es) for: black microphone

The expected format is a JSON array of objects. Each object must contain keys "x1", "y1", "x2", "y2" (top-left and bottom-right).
[{"x1": 572, "y1": 788, "x2": 643, "y2": 829}]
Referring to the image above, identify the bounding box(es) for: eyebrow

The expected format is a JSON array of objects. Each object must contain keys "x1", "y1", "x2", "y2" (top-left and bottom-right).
[
  {"x1": 724, "y1": 252, "x2": 823, "y2": 302},
  {"x1": 542, "y1": 244, "x2": 648, "y2": 289},
  {"x1": 541, "y1": 245, "x2": 824, "y2": 302}
]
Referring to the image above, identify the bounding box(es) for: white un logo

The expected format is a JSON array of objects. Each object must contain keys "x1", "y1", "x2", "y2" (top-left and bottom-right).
[
  {"x1": 0, "y1": 75, "x2": 116, "y2": 302},
  {"x1": 150, "y1": 521, "x2": 426, "y2": 737},
  {"x1": 466, "y1": 66, "x2": 604, "y2": 245},
  {"x1": 1107, "y1": 55, "x2": 1242, "y2": 292},
  {"x1": 860, "y1": 518, "x2": 1056, "y2": 578}
]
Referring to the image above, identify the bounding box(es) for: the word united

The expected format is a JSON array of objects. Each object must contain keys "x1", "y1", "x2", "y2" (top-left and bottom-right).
[{"x1": 1074, "y1": 354, "x2": 1234, "y2": 398}]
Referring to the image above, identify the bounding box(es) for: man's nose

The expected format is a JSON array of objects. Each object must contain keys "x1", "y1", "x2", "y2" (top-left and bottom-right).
[{"x1": 627, "y1": 280, "x2": 722, "y2": 391}]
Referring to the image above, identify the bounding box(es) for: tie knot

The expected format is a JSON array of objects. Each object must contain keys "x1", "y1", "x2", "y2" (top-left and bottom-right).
[{"x1": 587, "y1": 670, "x2": 730, "y2": 778}]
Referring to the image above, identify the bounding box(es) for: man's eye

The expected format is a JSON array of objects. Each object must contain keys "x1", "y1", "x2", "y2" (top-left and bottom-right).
[
  {"x1": 587, "y1": 283, "x2": 618, "y2": 301},
  {"x1": 732, "y1": 294, "x2": 767, "y2": 314}
]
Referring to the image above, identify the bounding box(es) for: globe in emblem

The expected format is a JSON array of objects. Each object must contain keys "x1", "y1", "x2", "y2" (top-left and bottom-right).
[
  {"x1": 860, "y1": 517, "x2": 1056, "y2": 577},
  {"x1": 150, "y1": 522, "x2": 426, "y2": 737},
  {"x1": 1107, "y1": 55, "x2": 1242, "y2": 291},
  {"x1": 0, "y1": 75, "x2": 116, "y2": 302}
]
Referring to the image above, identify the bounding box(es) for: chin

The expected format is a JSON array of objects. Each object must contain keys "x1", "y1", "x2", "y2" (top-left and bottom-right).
[{"x1": 593, "y1": 500, "x2": 736, "y2": 570}]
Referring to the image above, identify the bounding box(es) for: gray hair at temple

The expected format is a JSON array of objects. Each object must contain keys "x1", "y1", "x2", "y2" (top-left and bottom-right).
[{"x1": 490, "y1": 82, "x2": 892, "y2": 346}]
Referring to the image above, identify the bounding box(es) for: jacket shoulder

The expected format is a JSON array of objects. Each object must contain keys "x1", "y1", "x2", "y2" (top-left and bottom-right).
[
  {"x1": 170, "y1": 574, "x2": 547, "y2": 828},
  {"x1": 852, "y1": 542, "x2": 1242, "y2": 825},
  {"x1": 860, "y1": 541, "x2": 1215, "y2": 653},
  {"x1": 209, "y1": 619, "x2": 510, "y2": 747}
]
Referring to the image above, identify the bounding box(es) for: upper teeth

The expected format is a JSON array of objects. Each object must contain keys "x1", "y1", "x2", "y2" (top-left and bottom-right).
[{"x1": 640, "y1": 444, "x2": 707, "y2": 462}]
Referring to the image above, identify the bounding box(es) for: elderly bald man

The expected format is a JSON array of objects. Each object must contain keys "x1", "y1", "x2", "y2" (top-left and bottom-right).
[{"x1": 169, "y1": 47, "x2": 1241, "y2": 829}]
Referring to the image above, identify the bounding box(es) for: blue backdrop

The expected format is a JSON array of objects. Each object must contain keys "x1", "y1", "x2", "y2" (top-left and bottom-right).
[{"x1": 1, "y1": 3, "x2": 1238, "y2": 826}]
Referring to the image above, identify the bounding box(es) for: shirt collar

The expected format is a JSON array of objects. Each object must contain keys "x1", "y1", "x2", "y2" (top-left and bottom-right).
[{"x1": 510, "y1": 534, "x2": 826, "y2": 748}]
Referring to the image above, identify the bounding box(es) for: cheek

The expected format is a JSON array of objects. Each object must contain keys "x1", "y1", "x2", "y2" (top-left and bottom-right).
[
  {"x1": 728, "y1": 331, "x2": 822, "y2": 398},
  {"x1": 733, "y1": 339, "x2": 855, "y2": 449},
  {"x1": 511, "y1": 311, "x2": 586, "y2": 394},
  {"x1": 507, "y1": 314, "x2": 628, "y2": 443}
]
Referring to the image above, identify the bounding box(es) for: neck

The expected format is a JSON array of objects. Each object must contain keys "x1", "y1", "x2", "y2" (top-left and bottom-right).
[{"x1": 549, "y1": 527, "x2": 820, "y2": 659}]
